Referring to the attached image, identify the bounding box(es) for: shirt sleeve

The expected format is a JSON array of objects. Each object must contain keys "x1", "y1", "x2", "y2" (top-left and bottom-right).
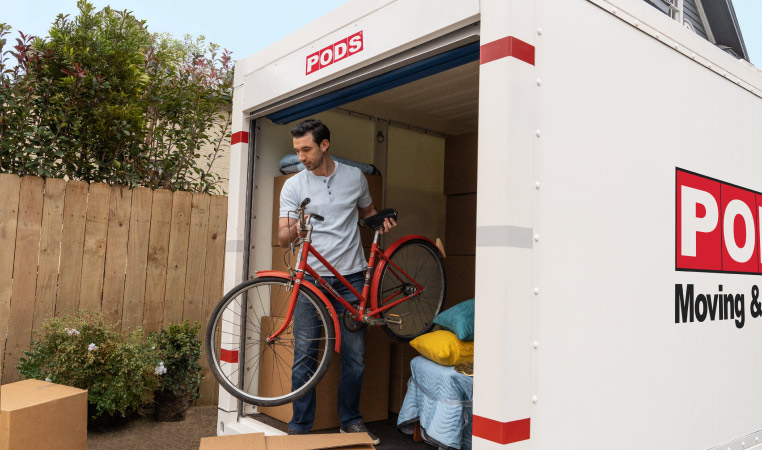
[
  {"x1": 279, "y1": 178, "x2": 300, "y2": 220},
  {"x1": 357, "y1": 172, "x2": 372, "y2": 209}
]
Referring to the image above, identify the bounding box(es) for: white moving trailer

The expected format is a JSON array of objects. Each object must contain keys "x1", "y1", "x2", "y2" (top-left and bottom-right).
[{"x1": 220, "y1": 0, "x2": 762, "y2": 448}]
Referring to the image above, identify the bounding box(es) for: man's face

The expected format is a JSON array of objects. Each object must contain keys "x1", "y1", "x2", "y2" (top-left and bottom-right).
[{"x1": 293, "y1": 132, "x2": 328, "y2": 171}]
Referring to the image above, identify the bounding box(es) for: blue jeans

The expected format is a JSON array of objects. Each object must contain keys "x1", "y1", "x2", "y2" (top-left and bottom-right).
[{"x1": 289, "y1": 271, "x2": 366, "y2": 432}]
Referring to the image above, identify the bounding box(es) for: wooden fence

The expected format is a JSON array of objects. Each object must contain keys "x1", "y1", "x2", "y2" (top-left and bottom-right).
[{"x1": 0, "y1": 174, "x2": 227, "y2": 405}]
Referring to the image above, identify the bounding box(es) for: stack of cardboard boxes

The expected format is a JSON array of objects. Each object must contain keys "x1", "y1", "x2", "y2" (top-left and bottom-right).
[
  {"x1": 443, "y1": 132, "x2": 477, "y2": 309},
  {"x1": 388, "y1": 132, "x2": 478, "y2": 414},
  {"x1": 260, "y1": 172, "x2": 389, "y2": 430}
]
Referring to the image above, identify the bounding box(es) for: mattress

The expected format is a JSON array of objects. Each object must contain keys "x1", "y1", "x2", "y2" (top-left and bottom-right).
[
  {"x1": 279, "y1": 154, "x2": 381, "y2": 175},
  {"x1": 397, "y1": 356, "x2": 473, "y2": 450}
]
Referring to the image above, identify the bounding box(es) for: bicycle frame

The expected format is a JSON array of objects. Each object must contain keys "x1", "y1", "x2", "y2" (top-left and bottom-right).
[{"x1": 261, "y1": 232, "x2": 435, "y2": 352}]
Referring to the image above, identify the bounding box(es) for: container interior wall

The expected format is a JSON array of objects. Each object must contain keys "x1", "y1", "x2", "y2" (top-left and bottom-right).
[{"x1": 385, "y1": 125, "x2": 446, "y2": 241}]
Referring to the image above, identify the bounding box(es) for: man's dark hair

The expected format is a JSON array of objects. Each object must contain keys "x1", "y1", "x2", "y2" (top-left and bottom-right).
[{"x1": 291, "y1": 119, "x2": 330, "y2": 145}]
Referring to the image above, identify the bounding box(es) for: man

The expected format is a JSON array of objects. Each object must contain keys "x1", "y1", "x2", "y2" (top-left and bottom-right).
[{"x1": 278, "y1": 119, "x2": 395, "y2": 445}]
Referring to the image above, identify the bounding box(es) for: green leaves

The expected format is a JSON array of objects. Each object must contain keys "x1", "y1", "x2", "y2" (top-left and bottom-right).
[
  {"x1": 0, "y1": 1, "x2": 232, "y2": 193},
  {"x1": 17, "y1": 311, "x2": 160, "y2": 420},
  {"x1": 150, "y1": 321, "x2": 203, "y2": 399}
]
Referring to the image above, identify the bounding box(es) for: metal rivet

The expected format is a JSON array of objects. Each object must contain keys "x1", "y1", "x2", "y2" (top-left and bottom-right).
[
  {"x1": 535, "y1": 182, "x2": 541, "y2": 189},
  {"x1": 534, "y1": 287, "x2": 540, "y2": 295},
  {"x1": 673, "y1": 44, "x2": 678, "y2": 49},
  {"x1": 612, "y1": 8, "x2": 617, "y2": 15},
  {"x1": 536, "y1": 130, "x2": 542, "y2": 137},
  {"x1": 656, "y1": 33, "x2": 661, "y2": 39},
  {"x1": 634, "y1": 21, "x2": 640, "y2": 27},
  {"x1": 691, "y1": 53, "x2": 696, "y2": 60},
  {"x1": 723, "y1": 71, "x2": 728, "y2": 77},
  {"x1": 537, "y1": 28, "x2": 543, "y2": 35},
  {"x1": 534, "y1": 234, "x2": 540, "y2": 242},
  {"x1": 533, "y1": 341, "x2": 539, "y2": 349},
  {"x1": 536, "y1": 78, "x2": 543, "y2": 86},
  {"x1": 532, "y1": 395, "x2": 538, "y2": 403}
]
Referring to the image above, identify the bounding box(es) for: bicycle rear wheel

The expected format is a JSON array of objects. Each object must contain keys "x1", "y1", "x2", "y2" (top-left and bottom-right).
[
  {"x1": 205, "y1": 276, "x2": 334, "y2": 406},
  {"x1": 376, "y1": 239, "x2": 446, "y2": 342}
]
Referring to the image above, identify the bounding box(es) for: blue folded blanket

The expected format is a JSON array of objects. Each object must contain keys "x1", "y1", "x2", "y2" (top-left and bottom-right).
[
  {"x1": 279, "y1": 154, "x2": 381, "y2": 175},
  {"x1": 398, "y1": 356, "x2": 473, "y2": 450}
]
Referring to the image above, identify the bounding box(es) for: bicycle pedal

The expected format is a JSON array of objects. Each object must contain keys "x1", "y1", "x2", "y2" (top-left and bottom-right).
[{"x1": 385, "y1": 314, "x2": 403, "y2": 328}]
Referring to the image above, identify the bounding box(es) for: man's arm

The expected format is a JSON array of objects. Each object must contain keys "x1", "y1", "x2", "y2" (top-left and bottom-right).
[
  {"x1": 278, "y1": 216, "x2": 306, "y2": 248},
  {"x1": 358, "y1": 204, "x2": 396, "y2": 234}
]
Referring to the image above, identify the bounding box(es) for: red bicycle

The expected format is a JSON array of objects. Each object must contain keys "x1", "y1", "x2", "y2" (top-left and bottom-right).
[{"x1": 206, "y1": 198, "x2": 446, "y2": 406}]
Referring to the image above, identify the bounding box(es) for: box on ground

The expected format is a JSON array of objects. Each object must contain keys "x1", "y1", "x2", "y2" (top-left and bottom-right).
[
  {"x1": 258, "y1": 316, "x2": 390, "y2": 430},
  {"x1": 272, "y1": 173, "x2": 383, "y2": 247},
  {"x1": 199, "y1": 431, "x2": 375, "y2": 450},
  {"x1": 0, "y1": 379, "x2": 87, "y2": 450},
  {"x1": 388, "y1": 342, "x2": 420, "y2": 414}
]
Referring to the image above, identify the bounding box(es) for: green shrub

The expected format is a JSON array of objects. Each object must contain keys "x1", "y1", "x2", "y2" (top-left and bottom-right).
[
  {"x1": 0, "y1": 0, "x2": 232, "y2": 193},
  {"x1": 151, "y1": 320, "x2": 202, "y2": 400},
  {"x1": 16, "y1": 311, "x2": 159, "y2": 420}
]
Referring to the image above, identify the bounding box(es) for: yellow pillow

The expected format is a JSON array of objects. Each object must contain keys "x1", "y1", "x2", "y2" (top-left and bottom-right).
[{"x1": 409, "y1": 330, "x2": 474, "y2": 366}]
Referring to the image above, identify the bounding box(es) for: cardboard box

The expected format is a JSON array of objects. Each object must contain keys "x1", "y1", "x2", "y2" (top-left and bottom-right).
[
  {"x1": 445, "y1": 194, "x2": 477, "y2": 255},
  {"x1": 272, "y1": 173, "x2": 383, "y2": 247},
  {"x1": 388, "y1": 343, "x2": 420, "y2": 414},
  {"x1": 199, "y1": 432, "x2": 375, "y2": 450},
  {"x1": 0, "y1": 379, "x2": 87, "y2": 450},
  {"x1": 444, "y1": 255, "x2": 476, "y2": 310},
  {"x1": 444, "y1": 132, "x2": 478, "y2": 196},
  {"x1": 258, "y1": 316, "x2": 390, "y2": 430}
]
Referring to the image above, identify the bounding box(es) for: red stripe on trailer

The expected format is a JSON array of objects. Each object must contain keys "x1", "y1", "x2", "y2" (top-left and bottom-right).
[
  {"x1": 231, "y1": 131, "x2": 249, "y2": 145},
  {"x1": 480, "y1": 36, "x2": 535, "y2": 66},
  {"x1": 472, "y1": 416, "x2": 530, "y2": 445},
  {"x1": 220, "y1": 349, "x2": 239, "y2": 363}
]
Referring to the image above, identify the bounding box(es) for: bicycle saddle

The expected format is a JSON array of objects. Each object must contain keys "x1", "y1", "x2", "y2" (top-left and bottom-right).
[{"x1": 358, "y1": 208, "x2": 398, "y2": 229}]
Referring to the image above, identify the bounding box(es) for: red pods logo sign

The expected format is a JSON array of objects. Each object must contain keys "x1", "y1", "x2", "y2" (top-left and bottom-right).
[
  {"x1": 306, "y1": 31, "x2": 363, "y2": 75},
  {"x1": 676, "y1": 168, "x2": 762, "y2": 274}
]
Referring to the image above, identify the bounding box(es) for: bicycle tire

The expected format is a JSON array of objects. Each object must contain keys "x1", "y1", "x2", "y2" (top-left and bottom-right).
[
  {"x1": 376, "y1": 239, "x2": 446, "y2": 342},
  {"x1": 205, "y1": 276, "x2": 334, "y2": 406}
]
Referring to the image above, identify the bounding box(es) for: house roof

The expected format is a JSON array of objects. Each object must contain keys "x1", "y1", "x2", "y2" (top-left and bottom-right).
[
  {"x1": 702, "y1": 0, "x2": 749, "y2": 61},
  {"x1": 644, "y1": 0, "x2": 749, "y2": 61}
]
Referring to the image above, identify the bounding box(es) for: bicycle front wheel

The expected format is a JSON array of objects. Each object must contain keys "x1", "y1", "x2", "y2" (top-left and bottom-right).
[
  {"x1": 205, "y1": 276, "x2": 334, "y2": 406},
  {"x1": 376, "y1": 239, "x2": 446, "y2": 342}
]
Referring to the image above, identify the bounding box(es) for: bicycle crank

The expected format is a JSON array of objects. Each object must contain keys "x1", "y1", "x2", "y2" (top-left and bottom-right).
[{"x1": 343, "y1": 309, "x2": 367, "y2": 332}]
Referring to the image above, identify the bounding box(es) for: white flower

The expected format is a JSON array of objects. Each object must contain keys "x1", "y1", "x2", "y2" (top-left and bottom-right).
[
  {"x1": 88, "y1": 343, "x2": 97, "y2": 352},
  {"x1": 65, "y1": 328, "x2": 80, "y2": 336},
  {"x1": 155, "y1": 361, "x2": 167, "y2": 376},
  {"x1": 45, "y1": 377, "x2": 51, "y2": 382}
]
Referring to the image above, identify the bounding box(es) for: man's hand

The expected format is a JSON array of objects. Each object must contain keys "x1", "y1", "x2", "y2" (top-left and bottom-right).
[
  {"x1": 358, "y1": 204, "x2": 397, "y2": 234},
  {"x1": 278, "y1": 215, "x2": 308, "y2": 248},
  {"x1": 378, "y1": 217, "x2": 396, "y2": 235}
]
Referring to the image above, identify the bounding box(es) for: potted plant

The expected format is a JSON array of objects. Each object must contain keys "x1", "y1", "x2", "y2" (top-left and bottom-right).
[
  {"x1": 16, "y1": 311, "x2": 159, "y2": 426},
  {"x1": 151, "y1": 320, "x2": 203, "y2": 421}
]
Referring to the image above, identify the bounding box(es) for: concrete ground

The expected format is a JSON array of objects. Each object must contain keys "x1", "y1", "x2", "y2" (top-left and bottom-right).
[{"x1": 87, "y1": 406, "x2": 435, "y2": 449}]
